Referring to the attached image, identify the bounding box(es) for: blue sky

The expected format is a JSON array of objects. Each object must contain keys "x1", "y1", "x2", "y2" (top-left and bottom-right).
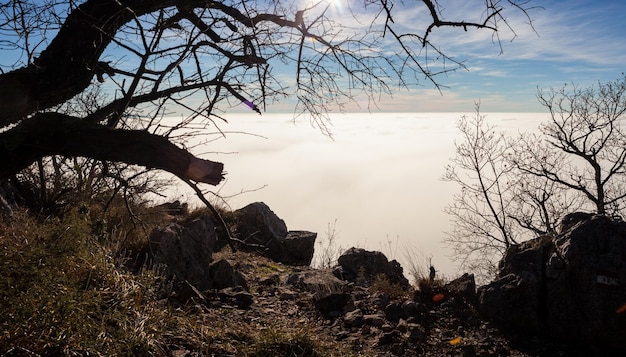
[
  {"x1": 266, "y1": 0, "x2": 626, "y2": 114},
  {"x1": 1, "y1": 1, "x2": 623, "y2": 114},
  {"x1": 349, "y1": 0, "x2": 626, "y2": 112}
]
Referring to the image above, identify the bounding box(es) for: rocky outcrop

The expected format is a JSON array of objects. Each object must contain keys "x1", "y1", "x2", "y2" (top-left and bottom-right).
[
  {"x1": 333, "y1": 247, "x2": 411, "y2": 289},
  {"x1": 145, "y1": 202, "x2": 601, "y2": 357},
  {"x1": 190, "y1": 248, "x2": 535, "y2": 357},
  {"x1": 149, "y1": 215, "x2": 217, "y2": 292},
  {"x1": 235, "y1": 202, "x2": 288, "y2": 250},
  {"x1": 145, "y1": 202, "x2": 624, "y2": 355},
  {"x1": 233, "y1": 202, "x2": 316, "y2": 266},
  {"x1": 148, "y1": 202, "x2": 318, "y2": 304},
  {"x1": 479, "y1": 214, "x2": 626, "y2": 353}
]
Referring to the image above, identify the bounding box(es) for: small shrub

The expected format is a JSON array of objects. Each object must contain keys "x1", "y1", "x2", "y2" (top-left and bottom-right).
[
  {"x1": 402, "y1": 244, "x2": 434, "y2": 288},
  {"x1": 313, "y1": 219, "x2": 343, "y2": 269},
  {"x1": 416, "y1": 277, "x2": 444, "y2": 297},
  {"x1": 370, "y1": 274, "x2": 411, "y2": 300}
]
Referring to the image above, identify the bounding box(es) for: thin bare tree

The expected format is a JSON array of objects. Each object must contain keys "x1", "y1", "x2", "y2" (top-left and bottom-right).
[{"x1": 442, "y1": 105, "x2": 518, "y2": 278}]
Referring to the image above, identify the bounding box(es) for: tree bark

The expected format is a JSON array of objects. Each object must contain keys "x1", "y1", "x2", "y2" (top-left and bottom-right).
[
  {"x1": 0, "y1": 1, "x2": 237, "y2": 183},
  {"x1": 0, "y1": 0, "x2": 212, "y2": 127},
  {"x1": 0, "y1": 113, "x2": 224, "y2": 185}
]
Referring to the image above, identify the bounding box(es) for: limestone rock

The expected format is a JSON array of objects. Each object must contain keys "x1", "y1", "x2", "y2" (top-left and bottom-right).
[
  {"x1": 478, "y1": 273, "x2": 542, "y2": 336},
  {"x1": 384, "y1": 301, "x2": 404, "y2": 323},
  {"x1": 286, "y1": 269, "x2": 347, "y2": 295},
  {"x1": 234, "y1": 202, "x2": 316, "y2": 266},
  {"x1": 285, "y1": 269, "x2": 352, "y2": 316},
  {"x1": 344, "y1": 308, "x2": 365, "y2": 327},
  {"x1": 208, "y1": 259, "x2": 248, "y2": 291},
  {"x1": 334, "y1": 247, "x2": 410, "y2": 288},
  {"x1": 281, "y1": 230, "x2": 317, "y2": 266},
  {"x1": 558, "y1": 211, "x2": 594, "y2": 233},
  {"x1": 234, "y1": 201, "x2": 286, "y2": 252},
  {"x1": 444, "y1": 273, "x2": 477, "y2": 306},
  {"x1": 149, "y1": 215, "x2": 217, "y2": 292},
  {"x1": 314, "y1": 291, "x2": 352, "y2": 316},
  {"x1": 479, "y1": 214, "x2": 626, "y2": 352}
]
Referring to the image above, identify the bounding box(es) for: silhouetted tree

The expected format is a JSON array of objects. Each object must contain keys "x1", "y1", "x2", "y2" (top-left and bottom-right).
[
  {"x1": 0, "y1": 0, "x2": 536, "y2": 186},
  {"x1": 444, "y1": 76, "x2": 626, "y2": 280},
  {"x1": 442, "y1": 106, "x2": 519, "y2": 278},
  {"x1": 513, "y1": 75, "x2": 626, "y2": 216}
]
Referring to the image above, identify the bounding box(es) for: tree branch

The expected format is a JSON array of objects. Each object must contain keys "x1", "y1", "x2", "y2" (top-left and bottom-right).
[
  {"x1": 0, "y1": 0, "x2": 289, "y2": 127},
  {"x1": 0, "y1": 112, "x2": 224, "y2": 185}
]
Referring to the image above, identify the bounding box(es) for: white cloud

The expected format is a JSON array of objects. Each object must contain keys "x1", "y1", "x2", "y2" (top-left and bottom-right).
[
  {"x1": 449, "y1": 1, "x2": 624, "y2": 67},
  {"x1": 226, "y1": 1, "x2": 626, "y2": 114}
]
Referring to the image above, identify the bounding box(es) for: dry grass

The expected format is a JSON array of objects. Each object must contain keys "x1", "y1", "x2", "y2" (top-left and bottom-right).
[
  {"x1": 312, "y1": 219, "x2": 344, "y2": 269},
  {"x1": 0, "y1": 197, "x2": 354, "y2": 356},
  {"x1": 369, "y1": 274, "x2": 412, "y2": 300},
  {"x1": 0, "y1": 206, "x2": 173, "y2": 355}
]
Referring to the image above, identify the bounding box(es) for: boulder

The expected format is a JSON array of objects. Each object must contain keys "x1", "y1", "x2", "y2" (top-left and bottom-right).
[
  {"x1": 208, "y1": 259, "x2": 248, "y2": 291},
  {"x1": 478, "y1": 214, "x2": 626, "y2": 351},
  {"x1": 234, "y1": 201, "x2": 287, "y2": 252},
  {"x1": 444, "y1": 273, "x2": 477, "y2": 306},
  {"x1": 234, "y1": 202, "x2": 316, "y2": 266},
  {"x1": 286, "y1": 269, "x2": 352, "y2": 316},
  {"x1": 281, "y1": 230, "x2": 317, "y2": 266},
  {"x1": 286, "y1": 269, "x2": 347, "y2": 295},
  {"x1": 314, "y1": 291, "x2": 352, "y2": 316},
  {"x1": 334, "y1": 248, "x2": 410, "y2": 289},
  {"x1": 149, "y1": 215, "x2": 217, "y2": 292},
  {"x1": 478, "y1": 273, "x2": 542, "y2": 336}
]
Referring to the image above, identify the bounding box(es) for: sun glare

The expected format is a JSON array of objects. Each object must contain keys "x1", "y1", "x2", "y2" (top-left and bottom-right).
[
  {"x1": 300, "y1": 0, "x2": 347, "y2": 17},
  {"x1": 326, "y1": 0, "x2": 347, "y2": 14}
]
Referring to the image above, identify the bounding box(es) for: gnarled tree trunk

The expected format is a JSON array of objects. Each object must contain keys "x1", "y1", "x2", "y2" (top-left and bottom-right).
[{"x1": 0, "y1": 113, "x2": 223, "y2": 185}]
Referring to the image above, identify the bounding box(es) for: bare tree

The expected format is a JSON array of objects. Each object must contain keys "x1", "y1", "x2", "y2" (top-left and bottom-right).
[
  {"x1": 506, "y1": 133, "x2": 584, "y2": 235},
  {"x1": 442, "y1": 106, "x2": 518, "y2": 278},
  {"x1": 444, "y1": 77, "x2": 626, "y2": 281},
  {"x1": 0, "y1": 0, "x2": 536, "y2": 185},
  {"x1": 8, "y1": 82, "x2": 174, "y2": 214},
  {"x1": 514, "y1": 75, "x2": 626, "y2": 216},
  {"x1": 442, "y1": 106, "x2": 576, "y2": 279}
]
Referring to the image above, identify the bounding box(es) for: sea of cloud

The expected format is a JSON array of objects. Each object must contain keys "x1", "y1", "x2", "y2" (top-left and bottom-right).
[{"x1": 161, "y1": 111, "x2": 547, "y2": 278}]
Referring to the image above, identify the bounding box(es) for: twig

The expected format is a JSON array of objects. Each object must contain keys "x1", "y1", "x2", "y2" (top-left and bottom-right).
[{"x1": 183, "y1": 178, "x2": 236, "y2": 252}]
